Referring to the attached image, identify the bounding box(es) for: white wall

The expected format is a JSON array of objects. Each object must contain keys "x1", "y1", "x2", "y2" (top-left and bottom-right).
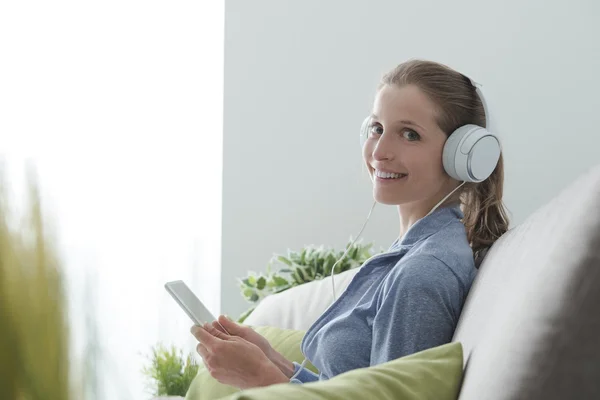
[{"x1": 221, "y1": 0, "x2": 600, "y2": 317}]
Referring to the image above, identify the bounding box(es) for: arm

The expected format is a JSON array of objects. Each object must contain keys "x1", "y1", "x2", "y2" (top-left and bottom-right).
[
  {"x1": 270, "y1": 348, "x2": 319, "y2": 384},
  {"x1": 370, "y1": 255, "x2": 463, "y2": 365}
]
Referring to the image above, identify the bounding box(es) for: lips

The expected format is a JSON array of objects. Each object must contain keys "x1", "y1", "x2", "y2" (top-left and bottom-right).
[{"x1": 374, "y1": 169, "x2": 407, "y2": 180}]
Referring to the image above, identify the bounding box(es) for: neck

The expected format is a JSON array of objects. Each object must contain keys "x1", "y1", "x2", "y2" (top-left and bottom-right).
[
  {"x1": 396, "y1": 202, "x2": 432, "y2": 239},
  {"x1": 396, "y1": 182, "x2": 461, "y2": 239}
]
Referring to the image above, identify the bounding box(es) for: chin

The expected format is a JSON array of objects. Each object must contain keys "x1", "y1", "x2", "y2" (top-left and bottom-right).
[{"x1": 373, "y1": 191, "x2": 408, "y2": 205}]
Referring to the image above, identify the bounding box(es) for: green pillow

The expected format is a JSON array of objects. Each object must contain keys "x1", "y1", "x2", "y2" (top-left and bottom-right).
[
  {"x1": 185, "y1": 325, "x2": 318, "y2": 400},
  {"x1": 221, "y1": 342, "x2": 463, "y2": 400}
]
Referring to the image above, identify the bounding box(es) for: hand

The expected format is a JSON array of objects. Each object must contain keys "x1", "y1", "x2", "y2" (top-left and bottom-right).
[
  {"x1": 191, "y1": 325, "x2": 289, "y2": 389},
  {"x1": 208, "y1": 316, "x2": 275, "y2": 358},
  {"x1": 204, "y1": 315, "x2": 295, "y2": 378}
]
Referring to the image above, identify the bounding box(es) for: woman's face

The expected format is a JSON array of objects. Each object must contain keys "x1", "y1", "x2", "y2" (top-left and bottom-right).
[{"x1": 363, "y1": 84, "x2": 457, "y2": 206}]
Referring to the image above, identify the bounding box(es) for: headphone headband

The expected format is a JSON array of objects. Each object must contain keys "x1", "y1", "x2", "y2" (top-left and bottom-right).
[{"x1": 468, "y1": 78, "x2": 492, "y2": 131}]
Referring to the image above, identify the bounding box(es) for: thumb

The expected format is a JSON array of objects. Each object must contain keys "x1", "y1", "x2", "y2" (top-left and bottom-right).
[{"x1": 218, "y1": 314, "x2": 244, "y2": 333}]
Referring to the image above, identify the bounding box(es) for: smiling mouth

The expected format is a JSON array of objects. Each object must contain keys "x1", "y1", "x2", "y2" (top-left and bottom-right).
[{"x1": 374, "y1": 170, "x2": 408, "y2": 180}]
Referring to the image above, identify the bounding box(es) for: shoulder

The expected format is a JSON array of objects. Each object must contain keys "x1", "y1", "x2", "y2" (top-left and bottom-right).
[
  {"x1": 385, "y1": 229, "x2": 476, "y2": 299},
  {"x1": 385, "y1": 253, "x2": 460, "y2": 293},
  {"x1": 378, "y1": 254, "x2": 466, "y2": 322},
  {"x1": 411, "y1": 220, "x2": 476, "y2": 287}
]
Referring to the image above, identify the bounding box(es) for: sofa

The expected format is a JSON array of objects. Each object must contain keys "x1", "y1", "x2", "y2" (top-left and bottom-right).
[{"x1": 187, "y1": 163, "x2": 600, "y2": 399}]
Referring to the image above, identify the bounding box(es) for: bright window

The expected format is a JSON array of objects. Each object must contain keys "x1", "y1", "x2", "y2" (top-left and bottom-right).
[{"x1": 0, "y1": 2, "x2": 224, "y2": 398}]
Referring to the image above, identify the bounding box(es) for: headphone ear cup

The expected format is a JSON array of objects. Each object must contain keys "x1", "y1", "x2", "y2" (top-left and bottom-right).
[
  {"x1": 360, "y1": 116, "x2": 371, "y2": 148},
  {"x1": 443, "y1": 124, "x2": 501, "y2": 183},
  {"x1": 442, "y1": 128, "x2": 463, "y2": 181}
]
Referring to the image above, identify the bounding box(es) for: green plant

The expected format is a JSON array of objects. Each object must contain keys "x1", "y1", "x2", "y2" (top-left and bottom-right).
[
  {"x1": 237, "y1": 239, "x2": 381, "y2": 322},
  {"x1": 0, "y1": 166, "x2": 73, "y2": 400},
  {"x1": 142, "y1": 343, "x2": 199, "y2": 397}
]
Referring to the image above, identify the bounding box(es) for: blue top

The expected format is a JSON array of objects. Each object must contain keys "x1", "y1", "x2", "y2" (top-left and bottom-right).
[{"x1": 291, "y1": 204, "x2": 476, "y2": 383}]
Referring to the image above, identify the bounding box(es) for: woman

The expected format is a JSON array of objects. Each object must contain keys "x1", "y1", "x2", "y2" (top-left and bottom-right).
[{"x1": 191, "y1": 59, "x2": 510, "y2": 389}]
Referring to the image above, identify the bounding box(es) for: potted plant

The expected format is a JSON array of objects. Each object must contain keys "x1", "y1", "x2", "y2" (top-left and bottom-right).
[
  {"x1": 237, "y1": 239, "x2": 381, "y2": 322},
  {"x1": 142, "y1": 343, "x2": 199, "y2": 399}
]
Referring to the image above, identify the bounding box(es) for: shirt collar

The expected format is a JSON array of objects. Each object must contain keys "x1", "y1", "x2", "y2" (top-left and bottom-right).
[{"x1": 389, "y1": 203, "x2": 464, "y2": 250}]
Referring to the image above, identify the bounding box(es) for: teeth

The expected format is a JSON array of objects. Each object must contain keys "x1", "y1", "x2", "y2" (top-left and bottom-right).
[{"x1": 375, "y1": 170, "x2": 406, "y2": 179}]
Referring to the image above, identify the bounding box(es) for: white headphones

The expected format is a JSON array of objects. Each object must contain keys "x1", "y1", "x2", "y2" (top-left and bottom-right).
[{"x1": 360, "y1": 79, "x2": 501, "y2": 183}]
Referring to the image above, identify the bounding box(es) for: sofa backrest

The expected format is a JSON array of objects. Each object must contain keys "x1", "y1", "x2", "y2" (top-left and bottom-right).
[{"x1": 453, "y1": 164, "x2": 600, "y2": 400}]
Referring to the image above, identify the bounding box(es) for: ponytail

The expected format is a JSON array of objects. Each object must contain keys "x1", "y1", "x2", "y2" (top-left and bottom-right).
[{"x1": 461, "y1": 154, "x2": 510, "y2": 266}]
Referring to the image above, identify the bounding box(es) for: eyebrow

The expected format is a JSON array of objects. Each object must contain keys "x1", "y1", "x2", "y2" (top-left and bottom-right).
[{"x1": 369, "y1": 114, "x2": 426, "y2": 131}]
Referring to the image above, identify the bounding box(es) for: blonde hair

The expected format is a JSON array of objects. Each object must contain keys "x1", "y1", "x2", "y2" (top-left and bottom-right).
[{"x1": 380, "y1": 59, "x2": 510, "y2": 264}]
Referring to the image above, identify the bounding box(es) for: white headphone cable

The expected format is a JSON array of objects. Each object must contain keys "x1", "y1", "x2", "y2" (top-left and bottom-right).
[
  {"x1": 425, "y1": 181, "x2": 466, "y2": 217},
  {"x1": 330, "y1": 200, "x2": 377, "y2": 301}
]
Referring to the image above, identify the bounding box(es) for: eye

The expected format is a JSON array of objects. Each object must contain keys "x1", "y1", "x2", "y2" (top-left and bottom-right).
[
  {"x1": 402, "y1": 129, "x2": 421, "y2": 141},
  {"x1": 369, "y1": 123, "x2": 383, "y2": 137}
]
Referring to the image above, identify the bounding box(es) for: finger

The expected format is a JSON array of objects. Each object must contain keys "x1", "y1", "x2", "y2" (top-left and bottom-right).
[
  {"x1": 196, "y1": 343, "x2": 210, "y2": 360},
  {"x1": 218, "y1": 314, "x2": 239, "y2": 334},
  {"x1": 204, "y1": 322, "x2": 229, "y2": 339},
  {"x1": 190, "y1": 325, "x2": 220, "y2": 348},
  {"x1": 214, "y1": 319, "x2": 232, "y2": 335},
  {"x1": 209, "y1": 321, "x2": 228, "y2": 335}
]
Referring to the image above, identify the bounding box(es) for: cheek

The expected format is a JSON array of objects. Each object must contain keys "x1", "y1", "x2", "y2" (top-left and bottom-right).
[
  {"x1": 406, "y1": 151, "x2": 445, "y2": 181},
  {"x1": 362, "y1": 143, "x2": 374, "y2": 169}
]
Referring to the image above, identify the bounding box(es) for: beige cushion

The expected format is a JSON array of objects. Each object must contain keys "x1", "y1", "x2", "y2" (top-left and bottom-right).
[
  {"x1": 244, "y1": 268, "x2": 360, "y2": 331},
  {"x1": 454, "y1": 164, "x2": 600, "y2": 400}
]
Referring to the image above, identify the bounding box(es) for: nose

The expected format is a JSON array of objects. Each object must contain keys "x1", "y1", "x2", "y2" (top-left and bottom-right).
[{"x1": 372, "y1": 133, "x2": 395, "y2": 162}]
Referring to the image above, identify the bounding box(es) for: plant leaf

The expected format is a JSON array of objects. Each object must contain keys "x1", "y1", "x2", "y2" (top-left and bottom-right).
[
  {"x1": 243, "y1": 288, "x2": 255, "y2": 300},
  {"x1": 277, "y1": 255, "x2": 292, "y2": 266},
  {"x1": 299, "y1": 248, "x2": 307, "y2": 264},
  {"x1": 237, "y1": 306, "x2": 256, "y2": 323},
  {"x1": 241, "y1": 278, "x2": 253, "y2": 287},
  {"x1": 272, "y1": 276, "x2": 289, "y2": 287},
  {"x1": 256, "y1": 276, "x2": 266, "y2": 290},
  {"x1": 292, "y1": 268, "x2": 303, "y2": 284}
]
